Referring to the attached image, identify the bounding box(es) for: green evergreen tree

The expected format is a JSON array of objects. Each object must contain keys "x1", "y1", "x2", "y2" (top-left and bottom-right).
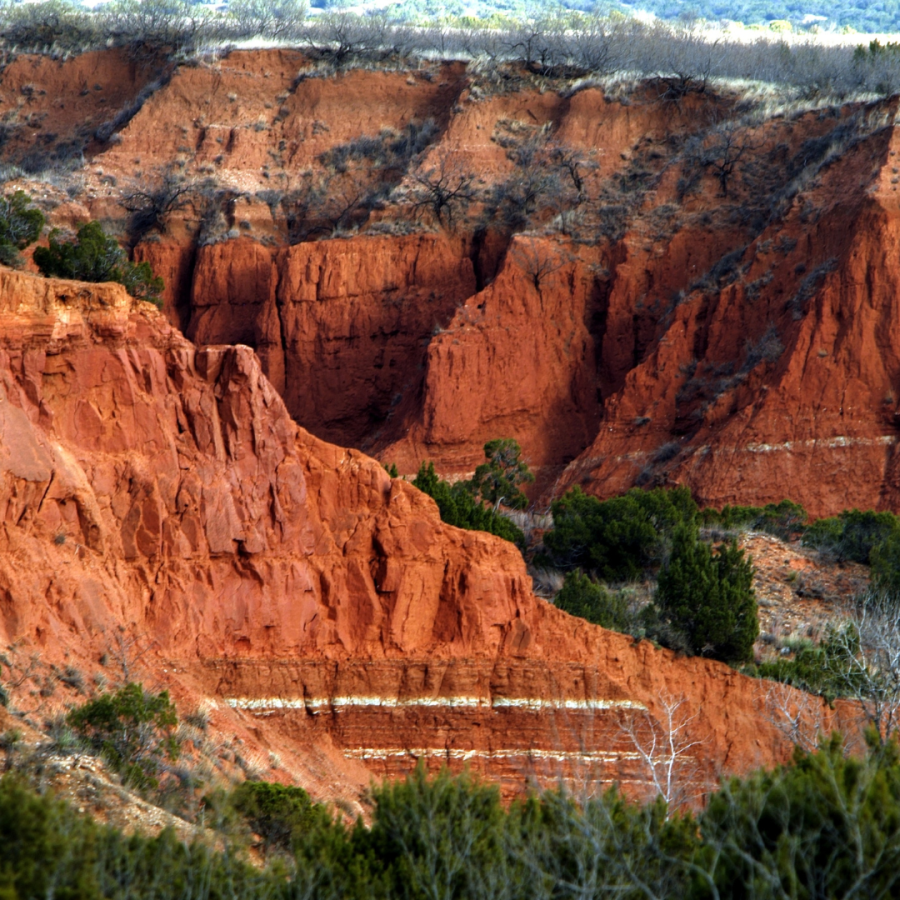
[
  {"x1": 469, "y1": 438, "x2": 534, "y2": 510},
  {"x1": 542, "y1": 485, "x2": 697, "y2": 581},
  {"x1": 554, "y1": 569, "x2": 628, "y2": 631},
  {"x1": 34, "y1": 221, "x2": 163, "y2": 306},
  {"x1": 413, "y1": 461, "x2": 524, "y2": 545},
  {"x1": 656, "y1": 526, "x2": 758, "y2": 663},
  {"x1": 0, "y1": 191, "x2": 44, "y2": 267}
]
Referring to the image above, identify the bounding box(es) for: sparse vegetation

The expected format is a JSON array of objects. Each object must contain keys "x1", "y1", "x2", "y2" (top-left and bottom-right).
[
  {"x1": 540, "y1": 486, "x2": 758, "y2": 662},
  {"x1": 66, "y1": 683, "x2": 180, "y2": 792}
]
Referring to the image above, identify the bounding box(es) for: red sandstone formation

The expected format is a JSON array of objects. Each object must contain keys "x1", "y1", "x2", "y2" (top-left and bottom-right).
[
  {"x1": 0, "y1": 269, "x2": 845, "y2": 801},
  {"x1": 7, "y1": 50, "x2": 900, "y2": 515}
]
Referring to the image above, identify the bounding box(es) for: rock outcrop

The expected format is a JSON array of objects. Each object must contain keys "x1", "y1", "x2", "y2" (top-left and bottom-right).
[{"x1": 0, "y1": 269, "x2": 844, "y2": 800}]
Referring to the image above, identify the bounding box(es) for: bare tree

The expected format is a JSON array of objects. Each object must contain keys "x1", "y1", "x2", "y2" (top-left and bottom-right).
[
  {"x1": 302, "y1": 12, "x2": 385, "y2": 69},
  {"x1": 831, "y1": 592, "x2": 900, "y2": 745},
  {"x1": 409, "y1": 152, "x2": 477, "y2": 229},
  {"x1": 700, "y1": 122, "x2": 757, "y2": 198},
  {"x1": 510, "y1": 237, "x2": 568, "y2": 292},
  {"x1": 618, "y1": 692, "x2": 708, "y2": 808},
  {"x1": 765, "y1": 681, "x2": 831, "y2": 754},
  {"x1": 228, "y1": 0, "x2": 307, "y2": 40},
  {"x1": 122, "y1": 165, "x2": 198, "y2": 242}
]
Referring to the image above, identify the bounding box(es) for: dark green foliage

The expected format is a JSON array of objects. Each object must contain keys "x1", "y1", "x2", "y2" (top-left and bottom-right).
[
  {"x1": 553, "y1": 569, "x2": 629, "y2": 631},
  {"x1": 656, "y1": 526, "x2": 758, "y2": 663},
  {"x1": 0, "y1": 191, "x2": 44, "y2": 250},
  {"x1": 699, "y1": 499, "x2": 807, "y2": 540},
  {"x1": 0, "y1": 191, "x2": 44, "y2": 268},
  {"x1": 230, "y1": 781, "x2": 330, "y2": 855},
  {"x1": 802, "y1": 507, "x2": 900, "y2": 564},
  {"x1": 701, "y1": 735, "x2": 900, "y2": 900},
  {"x1": 413, "y1": 461, "x2": 525, "y2": 546},
  {"x1": 67, "y1": 683, "x2": 179, "y2": 791},
  {"x1": 384, "y1": 462, "x2": 399, "y2": 478},
  {"x1": 34, "y1": 221, "x2": 164, "y2": 306},
  {"x1": 0, "y1": 774, "x2": 269, "y2": 900},
  {"x1": 8, "y1": 741, "x2": 900, "y2": 900},
  {"x1": 541, "y1": 485, "x2": 697, "y2": 582},
  {"x1": 469, "y1": 438, "x2": 534, "y2": 511},
  {"x1": 872, "y1": 531, "x2": 900, "y2": 596},
  {"x1": 752, "y1": 624, "x2": 863, "y2": 701}
]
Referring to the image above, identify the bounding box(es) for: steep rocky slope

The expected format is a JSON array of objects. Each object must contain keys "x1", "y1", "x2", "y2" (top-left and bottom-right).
[
  {"x1": 0, "y1": 268, "x2": 850, "y2": 802},
  {"x1": 6, "y1": 50, "x2": 900, "y2": 514}
]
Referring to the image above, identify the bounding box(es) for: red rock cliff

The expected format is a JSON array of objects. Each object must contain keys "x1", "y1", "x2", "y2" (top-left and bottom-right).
[{"x1": 0, "y1": 269, "x2": 845, "y2": 799}]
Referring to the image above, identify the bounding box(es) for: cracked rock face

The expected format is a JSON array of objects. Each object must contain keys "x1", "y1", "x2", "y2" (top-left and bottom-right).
[{"x1": 0, "y1": 268, "x2": 851, "y2": 800}]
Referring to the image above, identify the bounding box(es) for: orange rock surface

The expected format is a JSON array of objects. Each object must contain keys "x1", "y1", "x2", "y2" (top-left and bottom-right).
[
  {"x1": 8, "y1": 50, "x2": 900, "y2": 516},
  {"x1": 0, "y1": 269, "x2": 845, "y2": 799}
]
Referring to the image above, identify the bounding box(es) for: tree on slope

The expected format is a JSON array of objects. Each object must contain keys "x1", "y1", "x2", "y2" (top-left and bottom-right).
[{"x1": 656, "y1": 525, "x2": 758, "y2": 664}]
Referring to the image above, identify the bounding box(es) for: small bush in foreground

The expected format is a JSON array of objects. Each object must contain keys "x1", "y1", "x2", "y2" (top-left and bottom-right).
[
  {"x1": 6, "y1": 739, "x2": 900, "y2": 900},
  {"x1": 34, "y1": 221, "x2": 163, "y2": 306},
  {"x1": 229, "y1": 781, "x2": 329, "y2": 855}
]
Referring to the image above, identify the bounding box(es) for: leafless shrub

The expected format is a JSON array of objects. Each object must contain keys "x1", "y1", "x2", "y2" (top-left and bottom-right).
[
  {"x1": 765, "y1": 681, "x2": 830, "y2": 754},
  {"x1": 122, "y1": 165, "x2": 200, "y2": 241},
  {"x1": 698, "y1": 121, "x2": 760, "y2": 198},
  {"x1": 834, "y1": 592, "x2": 900, "y2": 745},
  {"x1": 228, "y1": 0, "x2": 307, "y2": 41},
  {"x1": 510, "y1": 236, "x2": 569, "y2": 291},
  {"x1": 742, "y1": 324, "x2": 784, "y2": 372},
  {"x1": 408, "y1": 152, "x2": 478, "y2": 229},
  {"x1": 530, "y1": 566, "x2": 566, "y2": 599},
  {"x1": 301, "y1": 12, "x2": 389, "y2": 69},
  {"x1": 618, "y1": 692, "x2": 710, "y2": 808},
  {"x1": 787, "y1": 258, "x2": 838, "y2": 319}
]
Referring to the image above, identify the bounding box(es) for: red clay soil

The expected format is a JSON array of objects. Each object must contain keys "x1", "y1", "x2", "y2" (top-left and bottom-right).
[{"x1": 0, "y1": 270, "x2": 850, "y2": 802}]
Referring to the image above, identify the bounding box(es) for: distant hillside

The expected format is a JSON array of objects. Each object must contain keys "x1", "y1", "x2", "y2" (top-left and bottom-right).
[{"x1": 318, "y1": 0, "x2": 900, "y2": 35}]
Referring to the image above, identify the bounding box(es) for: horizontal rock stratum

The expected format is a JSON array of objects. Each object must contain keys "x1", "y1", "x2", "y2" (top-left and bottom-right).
[{"x1": 0, "y1": 269, "x2": 850, "y2": 800}]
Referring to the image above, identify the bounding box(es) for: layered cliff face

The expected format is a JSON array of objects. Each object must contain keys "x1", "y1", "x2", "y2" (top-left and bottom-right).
[{"x1": 0, "y1": 269, "x2": 846, "y2": 800}]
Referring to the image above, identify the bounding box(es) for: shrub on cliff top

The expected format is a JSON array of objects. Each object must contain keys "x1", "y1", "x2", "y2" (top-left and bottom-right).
[
  {"x1": 699, "y1": 498, "x2": 807, "y2": 540},
  {"x1": 413, "y1": 461, "x2": 524, "y2": 546},
  {"x1": 0, "y1": 190, "x2": 44, "y2": 268},
  {"x1": 553, "y1": 569, "x2": 630, "y2": 631},
  {"x1": 34, "y1": 221, "x2": 163, "y2": 307}
]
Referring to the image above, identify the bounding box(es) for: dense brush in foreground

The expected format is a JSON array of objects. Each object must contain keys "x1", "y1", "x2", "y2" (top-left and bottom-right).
[{"x1": 3, "y1": 736, "x2": 900, "y2": 900}]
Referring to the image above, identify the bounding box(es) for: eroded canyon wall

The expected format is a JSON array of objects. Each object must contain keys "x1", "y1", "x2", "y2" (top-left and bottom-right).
[
  {"x1": 0, "y1": 270, "x2": 840, "y2": 799},
  {"x1": 6, "y1": 50, "x2": 900, "y2": 517}
]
